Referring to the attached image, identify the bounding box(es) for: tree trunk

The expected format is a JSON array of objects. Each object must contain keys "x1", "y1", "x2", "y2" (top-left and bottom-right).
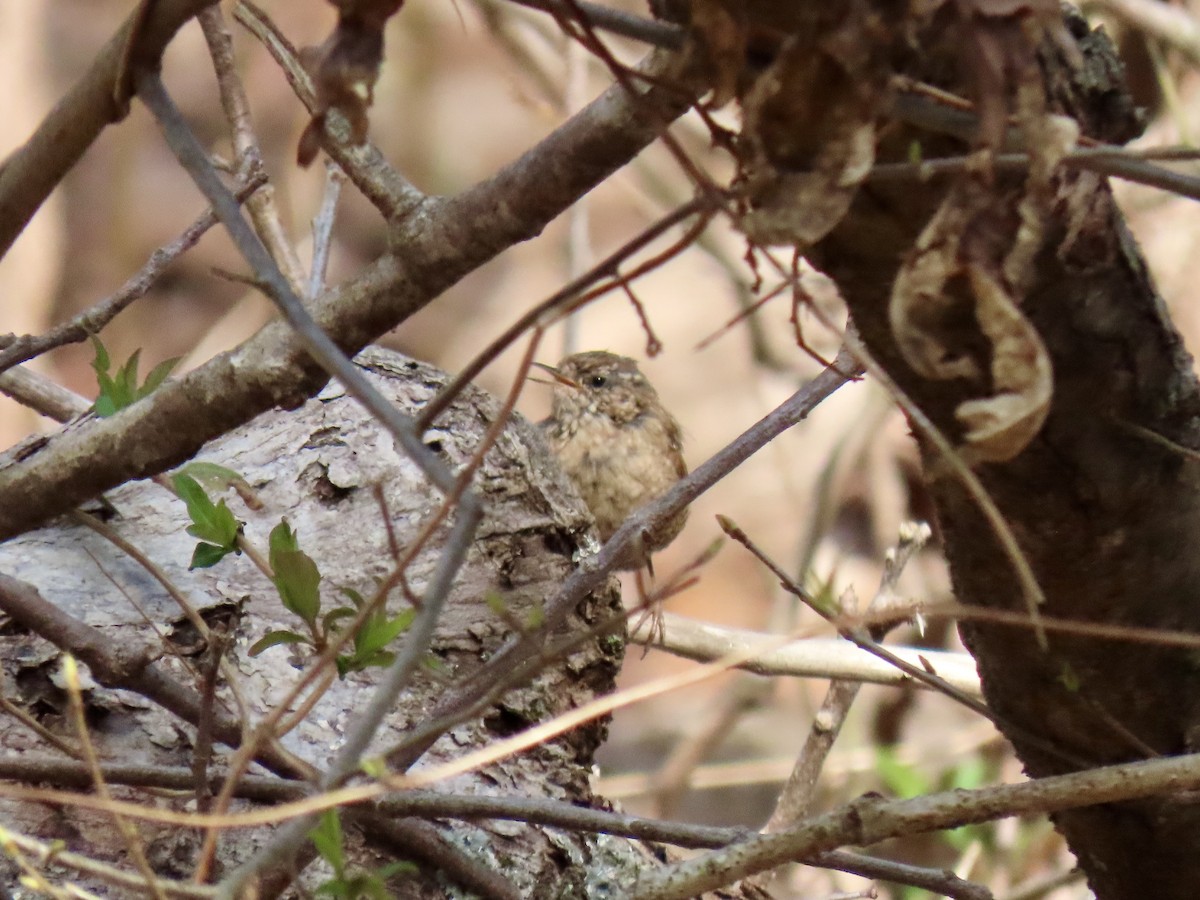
[{"x1": 807, "y1": 9, "x2": 1200, "y2": 898}]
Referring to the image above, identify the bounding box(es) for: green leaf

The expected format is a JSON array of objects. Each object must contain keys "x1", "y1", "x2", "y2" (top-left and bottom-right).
[
  {"x1": 421, "y1": 654, "x2": 448, "y2": 674},
  {"x1": 116, "y1": 349, "x2": 141, "y2": 395},
  {"x1": 1058, "y1": 661, "x2": 1081, "y2": 692},
  {"x1": 308, "y1": 810, "x2": 345, "y2": 875},
  {"x1": 269, "y1": 519, "x2": 300, "y2": 558},
  {"x1": 173, "y1": 474, "x2": 240, "y2": 548},
  {"x1": 485, "y1": 592, "x2": 508, "y2": 615},
  {"x1": 336, "y1": 648, "x2": 393, "y2": 678},
  {"x1": 322, "y1": 606, "x2": 357, "y2": 635},
  {"x1": 377, "y1": 861, "x2": 416, "y2": 880},
  {"x1": 354, "y1": 608, "x2": 415, "y2": 659},
  {"x1": 359, "y1": 757, "x2": 387, "y2": 779},
  {"x1": 190, "y1": 542, "x2": 234, "y2": 570},
  {"x1": 89, "y1": 336, "x2": 176, "y2": 417},
  {"x1": 362, "y1": 875, "x2": 395, "y2": 900},
  {"x1": 273, "y1": 549, "x2": 322, "y2": 625},
  {"x1": 92, "y1": 392, "x2": 118, "y2": 419},
  {"x1": 337, "y1": 586, "x2": 367, "y2": 608},
  {"x1": 945, "y1": 756, "x2": 989, "y2": 792},
  {"x1": 267, "y1": 521, "x2": 322, "y2": 626},
  {"x1": 176, "y1": 462, "x2": 251, "y2": 494},
  {"x1": 137, "y1": 356, "x2": 180, "y2": 399},
  {"x1": 248, "y1": 630, "x2": 312, "y2": 656},
  {"x1": 89, "y1": 335, "x2": 111, "y2": 375}
]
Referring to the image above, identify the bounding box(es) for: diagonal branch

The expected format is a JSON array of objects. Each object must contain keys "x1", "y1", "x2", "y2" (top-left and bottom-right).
[
  {"x1": 0, "y1": 50, "x2": 697, "y2": 540},
  {"x1": 0, "y1": 0, "x2": 218, "y2": 261}
]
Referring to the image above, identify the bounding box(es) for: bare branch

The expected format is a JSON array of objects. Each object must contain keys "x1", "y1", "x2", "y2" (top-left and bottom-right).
[
  {"x1": 629, "y1": 751, "x2": 1200, "y2": 898},
  {"x1": 630, "y1": 613, "x2": 982, "y2": 695},
  {"x1": 0, "y1": 49, "x2": 695, "y2": 540},
  {"x1": 0, "y1": 366, "x2": 90, "y2": 422},
  {"x1": 0, "y1": 175, "x2": 264, "y2": 378},
  {"x1": 0, "y1": 0, "x2": 218, "y2": 261}
]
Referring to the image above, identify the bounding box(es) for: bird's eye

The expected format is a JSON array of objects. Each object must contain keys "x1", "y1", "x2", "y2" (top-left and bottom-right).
[{"x1": 588, "y1": 374, "x2": 607, "y2": 388}]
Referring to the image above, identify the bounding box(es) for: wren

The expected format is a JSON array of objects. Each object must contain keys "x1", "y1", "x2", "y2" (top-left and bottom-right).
[{"x1": 539, "y1": 351, "x2": 687, "y2": 572}]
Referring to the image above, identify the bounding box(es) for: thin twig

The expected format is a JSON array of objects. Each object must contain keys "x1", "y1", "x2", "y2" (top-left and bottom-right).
[
  {"x1": 0, "y1": 669, "x2": 82, "y2": 758},
  {"x1": 134, "y1": 66, "x2": 480, "y2": 760},
  {"x1": 0, "y1": 826, "x2": 217, "y2": 898},
  {"x1": 835, "y1": 325, "x2": 1049, "y2": 649},
  {"x1": 1001, "y1": 867, "x2": 1084, "y2": 900},
  {"x1": 764, "y1": 522, "x2": 930, "y2": 832},
  {"x1": 309, "y1": 160, "x2": 346, "y2": 299},
  {"x1": 62, "y1": 655, "x2": 168, "y2": 900},
  {"x1": 507, "y1": 0, "x2": 683, "y2": 49},
  {"x1": 0, "y1": 43, "x2": 695, "y2": 542},
  {"x1": 0, "y1": 746, "x2": 991, "y2": 897},
  {"x1": 233, "y1": 1, "x2": 426, "y2": 219},
  {"x1": 0, "y1": 366, "x2": 90, "y2": 421},
  {"x1": 0, "y1": 0, "x2": 219, "y2": 262},
  {"x1": 69, "y1": 508, "x2": 255, "y2": 733},
  {"x1": 627, "y1": 750, "x2": 1200, "y2": 899},
  {"x1": 120, "y1": 91, "x2": 481, "y2": 877},
  {"x1": 0, "y1": 573, "x2": 309, "y2": 781},
  {"x1": 200, "y1": 6, "x2": 307, "y2": 293},
  {"x1": 1089, "y1": 0, "x2": 1200, "y2": 66},
  {"x1": 718, "y1": 518, "x2": 1083, "y2": 770},
  {"x1": 0, "y1": 176, "x2": 263, "y2": 378},
  {"x1": 343, "y1": 810, "x2": 522, "y2": 900},
  {"x1": 416, "y1": 197, "x2": 711, "y2": 430},
  {"x1": 889, "y1": 90, "x2": 1200, "y2": 201},
  {"x1": 561, "y1": 36, "x2": 592, "y2": 357},
  {"x1": 650, "y1": 677, "x2": 769, "y2": 817},
  {"x1": 629, "y1": 612, "x2": 982, "y2": 693},
  {"x1": 554, "y1": 0, "x2": 718, "y2": 200}
]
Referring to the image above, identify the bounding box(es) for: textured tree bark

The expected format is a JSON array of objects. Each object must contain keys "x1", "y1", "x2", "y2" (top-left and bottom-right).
[
  {"x1": 808, "y1": 10, "x2": 1200, "y2": 898},
  {"x1": 0, "y1": 348, "x2": 650, "y2": 896}
]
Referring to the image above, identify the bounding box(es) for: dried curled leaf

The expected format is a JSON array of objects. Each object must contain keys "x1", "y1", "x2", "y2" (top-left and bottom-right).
[
  {"x1": 737, "y1": 8, "x2": 893, "y2": 247},
  {"x1": 891, "y1": 184, "x2": 1052, "y2": 463},
  {"x1": 297, "y1": 0, "x2": 404, "y2": 167},
  {"x1": 1004, "y1": 89, "x2": 1079, "y2": 292},
  {"x1": 956, "y1": 263, "x2": 1051, "y2": 462},
  {"x1": 889, "y1": 195, "x2": 983, "y2": 382}
]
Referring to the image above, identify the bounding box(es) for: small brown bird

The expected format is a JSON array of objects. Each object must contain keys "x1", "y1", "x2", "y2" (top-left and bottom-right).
[{"x1": 538, "y1": 351, "x2": 688, "y2": 574}]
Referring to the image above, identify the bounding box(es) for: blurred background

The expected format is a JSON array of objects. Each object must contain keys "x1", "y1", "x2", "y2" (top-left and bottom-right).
[{"x1": 2, "y1": 1, "x2": 1194, "y2": 895}]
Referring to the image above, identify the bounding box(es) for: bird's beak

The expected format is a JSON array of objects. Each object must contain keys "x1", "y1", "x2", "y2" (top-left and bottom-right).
[{"x1": 530, "y1": 362, "x2": 580, "y2": 389}]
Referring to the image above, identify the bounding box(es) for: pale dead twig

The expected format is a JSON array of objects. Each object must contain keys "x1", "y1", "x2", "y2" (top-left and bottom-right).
[
  {"x1": 718, "y1": 515, "x2": 1082, "y2": 768},
  {"x1": 199, "y1": 5, "x2": 306, "y2": 293},
  {"x1": 62, "y1": 655, "x2": 168, "y2": 899},
  {"x1": 0, "y1": 175, "x2": 264, "y2": 379},
  {"x1": 765, "y1": 522, "x2": 932, "y2": 832},
  {"x1": 630, "y1": 612, "x2": 982, "y2": 690},
  {"x1": 0, "y1": 825, "x2": 216, "y2": 898},
  {"x1": 309, "y1": 160, "x2": 346, "y2": 299}
]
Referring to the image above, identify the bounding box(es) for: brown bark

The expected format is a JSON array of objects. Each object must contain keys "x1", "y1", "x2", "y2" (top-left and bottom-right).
[{"x1": 806, "y1": 9, "x2": 1200, "y2": 898}]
